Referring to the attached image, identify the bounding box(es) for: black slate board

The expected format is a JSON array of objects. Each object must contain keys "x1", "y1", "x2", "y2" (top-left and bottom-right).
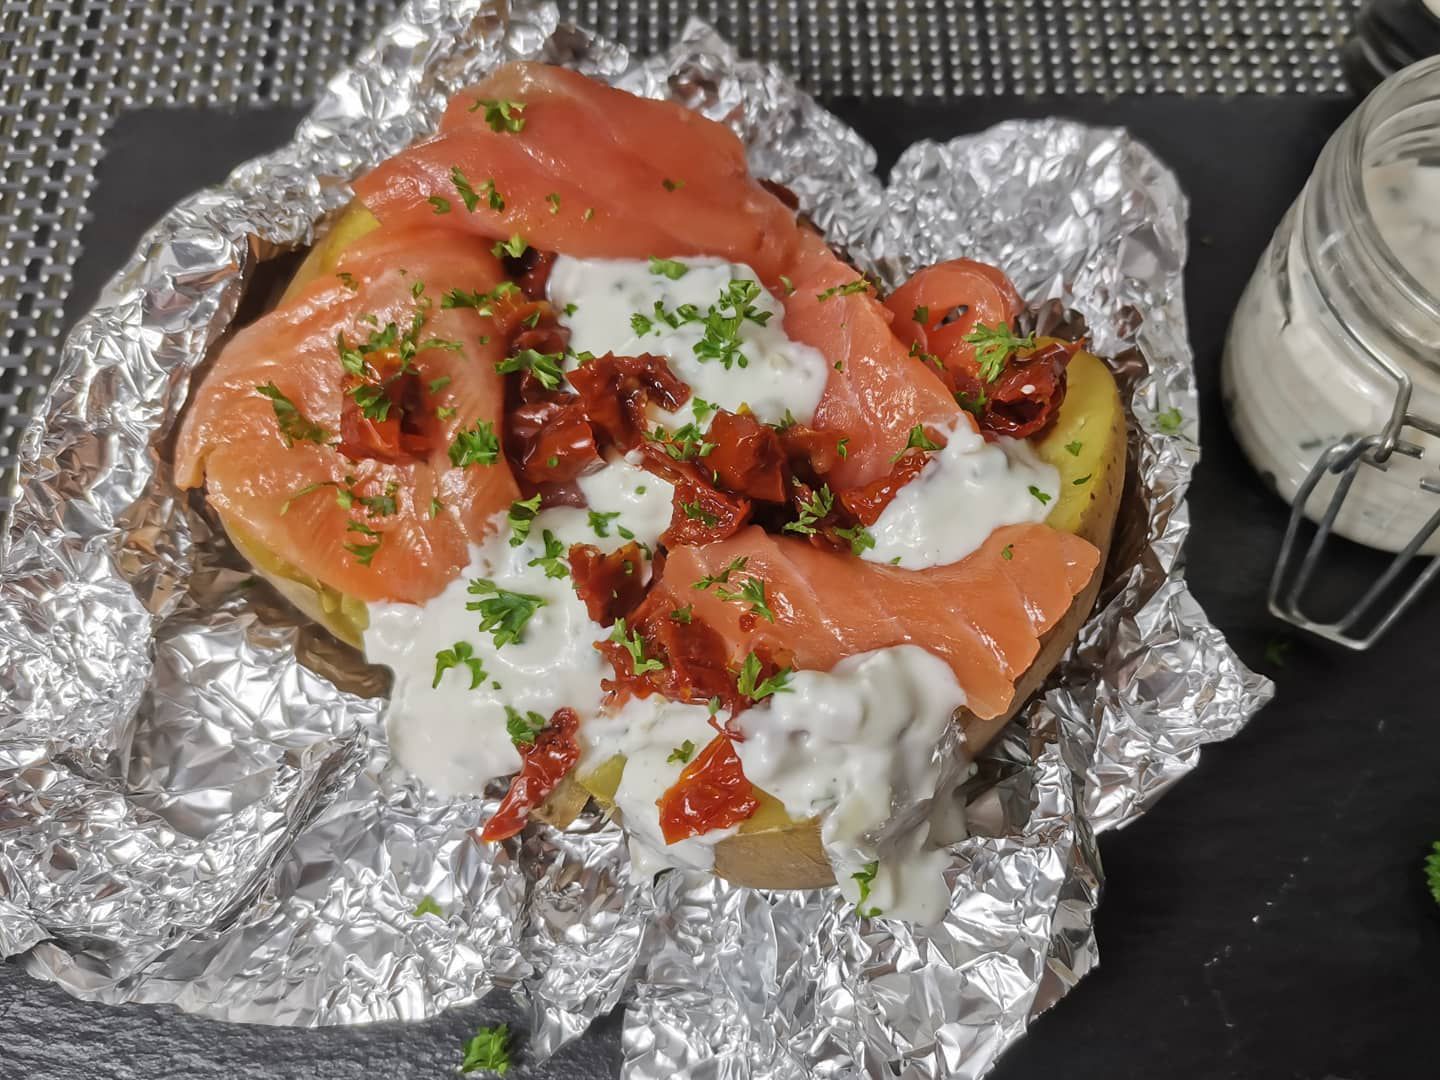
[{"x1": 8, "y1": 94, "x2": 1440, "y2": 1080}]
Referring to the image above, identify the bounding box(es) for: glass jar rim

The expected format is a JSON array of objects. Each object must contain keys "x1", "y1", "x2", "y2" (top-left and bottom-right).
[{"x1": 1339, "y1": 54, "x2": 1440, "y2": 322}]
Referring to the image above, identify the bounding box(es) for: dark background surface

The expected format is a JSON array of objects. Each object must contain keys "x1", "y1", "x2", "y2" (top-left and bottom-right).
[{"x1": 6, "y1": 94, "x2": 1440, "y2": 1080}]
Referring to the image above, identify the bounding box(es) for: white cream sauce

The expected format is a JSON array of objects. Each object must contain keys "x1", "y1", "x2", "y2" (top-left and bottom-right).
[
  {"x1": 733, "y1": 646, "x2": 971, "y2": 923},
  {"x1": 547, "y1": 255, "x2": 830, "y2": 428},
  {"x1": 581, "y1": 696, "x2": 738, "y2": 875},
  {"x1": 862, "y1": 422, "x2": 1059, "y2": 570}
]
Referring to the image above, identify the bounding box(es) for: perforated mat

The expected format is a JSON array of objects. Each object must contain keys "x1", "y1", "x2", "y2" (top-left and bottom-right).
[{"x1": 0, "y1": 0, "x2": 1360, "y2": 492}]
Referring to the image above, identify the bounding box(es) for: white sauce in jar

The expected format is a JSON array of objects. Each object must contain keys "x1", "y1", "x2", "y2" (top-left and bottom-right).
[
  {"x1": 862, "y1": 422, "x2": 1059, "y2": 570},
  {"x1": 1224, "y1": 161, "x2": 1440, "y2": 554},
  {"x1": 547, "y1": 255, "x2": 830, "y2": 428}
]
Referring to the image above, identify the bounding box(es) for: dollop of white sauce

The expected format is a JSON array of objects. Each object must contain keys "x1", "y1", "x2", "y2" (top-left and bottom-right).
[
  {"x1": 863, "y1": 423, "x2": 1059, "y2": 570},
  {"x1": 734, "y1": 645, "x2": 971, "y2": 923},
  {"x1": 547, "y1": 255, "x2": 829, "y2": 427},
  {"x1": 582, "y1": 696, "x2": 738, "y2": 876}
]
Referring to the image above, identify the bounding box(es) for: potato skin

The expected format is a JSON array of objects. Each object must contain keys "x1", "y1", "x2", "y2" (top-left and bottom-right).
[{"x1": 241, "y1": 212, "x2": 1127, "y2": 883}]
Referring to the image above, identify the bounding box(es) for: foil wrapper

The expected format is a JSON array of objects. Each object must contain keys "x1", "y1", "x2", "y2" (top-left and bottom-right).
[{"x1": 0, "y1": 1, "x2": 1273, "y2": 1075}]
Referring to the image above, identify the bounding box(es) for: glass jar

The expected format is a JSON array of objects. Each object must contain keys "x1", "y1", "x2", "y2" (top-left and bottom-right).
[{"x1": 1223, "y1": 56, "x2": 1440, "y2": 556}]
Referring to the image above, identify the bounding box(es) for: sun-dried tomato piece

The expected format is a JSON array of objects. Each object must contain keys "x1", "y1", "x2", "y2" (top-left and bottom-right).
[
  {"x1": 664, "y1": 479, "x2": 753, "y2": 547},
  {"x1": 506, "y1": 397, "x2": 600, "y2": 483},
  {"x1": 778, "y1": 422, "x2": 846, "y2": 483},
  {"x1": 510, "y1": 249, "x2": 557, "y2": 299},
  {"x1": 966, "y1": 340, "x2": 1073, "y2": 439},
  {"x1": 704, "y1": 411, "x2": 789, "y2": 503},
  {"x1": 567, "y1": 353, "x2": 690, "y2": 450},
  {"x1": 837, "y1": 450, "x2": 930, "y2": 525},
  {"x1": 569, "y1": 541, "x2": 648, "y2": 626},
  {"x1": 656, "y1": 734, "x2": 759, "y2": 844},
  {"x1": 479, "y1": 708, "x2": 581, "y2": 843}
]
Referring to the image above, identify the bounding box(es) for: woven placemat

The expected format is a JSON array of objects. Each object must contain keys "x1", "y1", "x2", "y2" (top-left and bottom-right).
[{"x1": 0, "y1": 0, "x2": 1360, "y2": 482}]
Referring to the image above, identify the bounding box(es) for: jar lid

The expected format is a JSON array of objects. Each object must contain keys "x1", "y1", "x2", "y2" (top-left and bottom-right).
[{"x1": 1343, "y1": 0, "x2": 1440, "y2": 94}]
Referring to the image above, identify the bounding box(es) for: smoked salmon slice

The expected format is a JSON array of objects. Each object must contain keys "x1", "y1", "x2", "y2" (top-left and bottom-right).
[
  {"x1": 779, "y1": 231, "x2": 964, "y2": 488},
  {"x1": 175, "y1": 223, "x2": 520, "y2": 604},
  {"x1": 648, "y1": 524, "x2": 1099, "y2": 720},
  {"x1": 352, "y1": 63, "x2": 801, "y2": 282}
]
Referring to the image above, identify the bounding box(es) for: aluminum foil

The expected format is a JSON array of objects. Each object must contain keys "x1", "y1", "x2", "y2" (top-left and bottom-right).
[{"x1": 0, "y1": 1, "x2": 1273, "y2": 1075}]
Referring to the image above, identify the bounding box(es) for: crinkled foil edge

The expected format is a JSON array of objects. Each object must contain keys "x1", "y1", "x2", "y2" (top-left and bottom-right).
[{"x1": 0, "y1": 2, "x2": 1273, "y2": 1077}]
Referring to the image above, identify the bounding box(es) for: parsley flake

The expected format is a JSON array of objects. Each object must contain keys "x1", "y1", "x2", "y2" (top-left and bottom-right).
[
  {"x1": 451, "y1": 166, "x2": 482, "y2": 212},
  {"x1": 505, "y1": 705, "x2": 547, "y2": 746},
  {"x1": 507, "y1": 494, "x2": 542, "y2": 546},
  {"x1": 1028, "y1": 484, "x2": 1052, "y2": 505},
  {"x1": 1424, "y1": 842, "x2": 1440, "y2": 907},
  {"x1": 526, "y1": 530, "x2": 569, "y2": 579},
  {"x1": 963, "y1": 321, "x2": 1035, "y2": 383},
  {"x1": 889, "y1": 424, "x2": 943, "y2": 462},
  {"x1": 815, "y1": 278, "x2": 871, "y2": 302},
  {"x1": 412, "y1": 895, "x2": 444, "y2": 918},
  {"x1": 587, "y1": 510, "x2": 622, "y2": 538},
  {"x1": 254, "y1": 383, "x2": 329, "y2": 447},
  {"x1": 662, "y1": 177, "x2": 685, "y2": 191},
  {"x1": 466, "y1": 578, "x2": 545, "y2": 648},
  {"x1": 735, "y1": 651, "x2": 793, "y2": 701},
  {"x1": 546, "y1": 192, "x2": 561, "y2": 214},
  {"x1": 1065, "y1": 440, "x2": 1084, "y2": 456},
  {"x1": 913, "y1": 305, "x2": 930, "y2": 324},
  {"x1": 343, "y1": 520, "x2": 382, "y2": 566},
  {"x1": 428, "y1": 195, "x2": 452, "y2": 214},
  {"x1": 449, "y1": 420, "x2": 501, "y2": 468},
  {"x1": 648, "y1": 256, "x2": 689, "y2": 280},
  {"x1": 1001, "y1": 544, "x2": 1014, "y2": 561},
  {"x1": 1073, "y1": 474, "x2": 1092, "y2": 486},
  {"x1": 496, "y1": 348, "x2": 565, "y2": 390},
  {"x1": 690, "y1": 396, "x2": 717, "y2": 425},
  {"x1": 851, "y1": 860, "x2": 882, "y2": 917},
  {"x1": 680, "y1": 500, "x2": 718, "y2": 528},
  {"x1": 491, "y1": 233, "x2": 528, "y2": 259},
  {"x1": 1157, "y1": 406, "x2": 1184, "y2": 434},
  {"x1": 694, "y1": 556, "x2": 748, "y2": 591},
  {"x1": 610, "y1": 618, "x2": 665, "y2": 675},
  {"x1": 667, "y1": 740, "x2": 696, "y2": 765},
  {"x1": 670, "y1": 604, "x2": 693, "y2": 624},
  {"x1": 783, "y1": 484, "x2": 833, "y2": 536},
  {"x1": 835, "y1": 524, "x2": 875, "y2": 556},
  {"x1": 433, "y1": 641, "x2": 486, "y2": 689},
  {"x1": 716, "y1": 576, "x2": 775, "y2": 622},
  {"x1": 459, "y1": 1023, "x2": 512, "y2": 1075},
  {"x1": 469, "y1": 97, "x2": 526, "y2": 133}
]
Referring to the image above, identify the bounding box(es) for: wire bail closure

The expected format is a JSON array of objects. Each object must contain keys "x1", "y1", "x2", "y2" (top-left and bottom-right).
[{"x1": 1268, "y1": 352, "x2": 1440, "y2": 649}]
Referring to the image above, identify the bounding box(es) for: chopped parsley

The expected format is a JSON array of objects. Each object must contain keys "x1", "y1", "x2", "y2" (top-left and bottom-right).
[
  {"x1": 690, "y1": 279, "x2": 772, "y2": 370},
  {"x1": 694, "y1": 556, "x2": 748, "y2": 591},
  {"x1": 681, "y1": 500, "x2": 718, "y2": 528},
  {"x1": 505, "y1": 705, "x2": 548, "y2": 746},
  {"x1": 469, "y1": 97, "x2": 526, "y2": 134},
  {"x1": 851, "y1": 860, "x2": 882, "y2": 917},
  {"x1": 647, "y1": 422, "x2": 715, "y2": 461},
  {"x1": 909, "y1": 340, "x2": 943, "y2": 373},
  {"x1": 466, "y1": 578, "x2": 545, "y2": 648},
  {"x1": 629, "y1": 312, "x2": 654, "y2": 337},
  {"x1": 735, "y1": 650, "x2": 793, "y2": 701},
  {"x1": 1028, "y1": 484, "x2": 1052, "y2": 505},
  {"x1": 279, "y1": 480, "x2": 333, "y2": 516},
  {"x1": 546, "y1": 192, "x2": 561, "y2": 214},
  {"x1": 526, "y1": 530, "x2": 569, "y2": 578},
  {"x1": 564, "y1": 302, "x2": 578, "y2": 317},
  {"x1": 835, "y1": 524, "x2": 875, "y2": 556},
  {"x1": 478, "y1": 177, "x2": 504, "y2": 211},
  {"x1": 336, "y1": 271, "x2": 358, "y2": 290},
  {"x1": 1073, "y1": 474, "x2": 1092, "y2": 486},
  {"x1": 459, "y1": 1023, "x2": 512, "y2": 1075},
  {"x1": 783, "y1": 484, "x2": 834, "y2": 536},
  {"x1": 587, "y1": 510, "x2": 622, "y2": 538},
  {"x1": 449, "y1": 420, "x2": 501, "y2": 468},
  {"x1": 1157, "y1": 406, "x2": 1184, "y2": 434},
  {"x1": 956, "y1": 388, "x2": 987, "y2": 417},
  {"x1": 254, "y1": 382, "x2": 329, "y2": 447},
  {"x1": 343, "y1": 520, "x2": 382, "y2": 566},
  {"x1": 451, "y1": 166, "x2": 482, "y2": 212},
  {"x1": 1001, "y1": 544, "x2": 1014, "y2": 560},
  {"x1": 815, "y1": 278, "x2": 871, "y2": 302},
  {"x1": 913, "y1": 305, "x2": 929, "y2": 324},
  {"x1": 412, "y1": 895, "x2": 443, "y2": 918},
  {"x1": 355, "y1": 482, "x2": 399, "y2": 518},
  {"x1": 778, "y1": 274, "x2": 795, "y2": 295},
  {"x1": 963, "y1": 321, "x2": 1035, "y2": 383},
  {"x1": 441, "y1": 280, "x2": 521, "y2": 314},
  {"x1": 1425, "y1": 842, "x2": 1440, "y2": 906},
  {"x1": 495, "y1": 348, "x2": 565, "y2": 390},
  {"x1": 1065, "y1": 440, "x2": 1084, "y2": 456},
  {"x1": 667, "y1": 740, "x2": 696, "y2": 765},
  {"x1": 507, "y1": 494, "x2": 542, "y2": 546},
  {"x1": 648, "y1": 256, "x2": 689, "y2": 280},
  {"x1": 428, "y1": 375, "x2": 452, "y2": 394},
  {"x1": 491, "y1": 233, "x2": 528, "y2": 259},
  {"x1": 432, "y1": 641, "x2": 486, "y2": 689},
  {"x1": 662, "y1": 177, "x2": 685, "y2": 191},
  {"x1": 715, "y1": 575, "x2": 775, "y2": 622},
  {"x1": 670, "y1": 604, "x2": 693, "y2": 624},
  {"x1": 690, "y1": 396, "x2": 717, "y2": 425},
  {"x1": 837, "y1": 437, "x2": 849, "y2": 459},
  {"x1": 430, "y1": 497, "x2": 444, "y2": 518},
  {"x1": 428, "y1": 195, "x2": 452, "y2": 214},
  {"x1": 889, "y1": 424, "x2": 943, "y2": 462},
  {"x1": 772, "y1": 408, "x2": 798, "y2": 433},
  {"x1": 610, "y1": 618, "x2": 665, "y2": 675}
]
